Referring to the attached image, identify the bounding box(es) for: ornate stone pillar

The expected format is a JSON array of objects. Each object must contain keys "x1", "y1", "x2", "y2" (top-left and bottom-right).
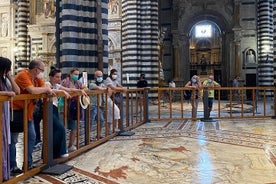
[
  {"x1": 233, "y1": 30, "x2": 241, "y2": 76},
  {"x1": 233, "y1": 0, "x2": 241, "y2": 76},
  {"x1": 16, "y1": 0, "x2": 30, "y2": 71},
  {"x1": 257, "y1": 0, "x2": 273, "y2": 97},
  {"x1": 172, "y1": 31, "x2": 179, "y2": 80}
]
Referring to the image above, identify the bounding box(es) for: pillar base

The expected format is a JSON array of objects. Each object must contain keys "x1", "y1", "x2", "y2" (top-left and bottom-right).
[
  {"x1": 200, "y1": 117, "x2": 215, "y2": 122},
  {"x1": 118, "y1": 130, "x2": 135, "y2": 136}
]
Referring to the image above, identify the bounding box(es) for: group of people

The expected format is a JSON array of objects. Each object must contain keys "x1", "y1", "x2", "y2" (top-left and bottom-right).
[
  {"x1": 167, "y1": 75, "x2": 221, "y2": 118},
  {"x1": 89, "y1": 69, "x2": 127, "y2": 136},
  {"x1": 0, "y1": 55, "x2": 227, "y2": 181},
  {"x1": 184, "y1": 74, "x2": 221, "y2": 118},
  {"x1": 0, "y1": 56, "x2": 130, "y2": 181}
]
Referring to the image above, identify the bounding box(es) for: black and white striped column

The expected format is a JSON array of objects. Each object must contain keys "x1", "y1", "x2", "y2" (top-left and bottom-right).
[
  {"x1": 273, "y1": 0, "x2": 276, "y2": 83},
  {"x1": 121, "y1": 0, "x2": 159, "y2": 88},
  {"x1": 57, "y1": 0, "x2": 108, "y2": 80},
  {"x1": 257, "y1": 0, "x2": 274, "y2": 97},
  {"x1": 16, "y1": 0, "x2": 30, "y2": 71}
]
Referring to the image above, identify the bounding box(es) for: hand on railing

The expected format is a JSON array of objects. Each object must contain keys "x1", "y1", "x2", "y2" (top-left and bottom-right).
[{"x1": 4, "y1": 91, "x2": 16, "y2": 97}]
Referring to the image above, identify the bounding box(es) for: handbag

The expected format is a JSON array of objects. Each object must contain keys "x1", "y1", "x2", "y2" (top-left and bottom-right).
[
  {"x1": 10, "y1": 109, "x2": 24, "y2": 132},
  {"x1": 69, "y1": 97, "x2": 78, "y2": 120}
]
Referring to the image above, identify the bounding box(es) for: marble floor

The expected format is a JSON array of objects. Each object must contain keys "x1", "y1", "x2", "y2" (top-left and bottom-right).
[{"x1": 21, "y1": 118, "x2": 276, "y2": 184}]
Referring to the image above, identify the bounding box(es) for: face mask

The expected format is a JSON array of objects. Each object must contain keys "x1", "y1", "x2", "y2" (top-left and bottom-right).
[
  {"x1": 37, "y1": 72, "x2": 44, "y2": 79},
  {"x1": 208, "y1": 79, "x2": 212, "y2": 83},
  {"x1": 71, "y1": 75, "x2": 78, "y2": 81},
  {"x1": 112, "y1": 74, "x2": 117, "y2": 80},
  {"x1": 96, "y1": 77, "x2": 103, "y2": 83},
  {"x1": 192, "y1": 78, "x2": 197, "y2": 83}
]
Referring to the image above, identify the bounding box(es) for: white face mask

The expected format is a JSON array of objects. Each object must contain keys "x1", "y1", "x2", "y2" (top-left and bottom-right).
[
  {"x1": 37, "y1": 72, "x2": 44, "y2": 79},
  {"x1": 112, "y1": 74, "x2": 117, "y2": 80}
]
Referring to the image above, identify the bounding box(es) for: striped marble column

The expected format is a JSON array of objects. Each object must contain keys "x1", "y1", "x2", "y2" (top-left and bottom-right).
[
  {"x1": 121, "y1": 0, "x2": 159, "y2": 88},
  {"x1": 273, "y1": 0, "x2": 276, "y2": 83},
  {"x1": 57, "y1": 0, "x2": 108, "y2": 80},
  {"x1": 16, "y1": 0, "x2": 30, "y2": 71},
  {"x1": 257, "y1": 0, "x2": 274, "y2": 97}
]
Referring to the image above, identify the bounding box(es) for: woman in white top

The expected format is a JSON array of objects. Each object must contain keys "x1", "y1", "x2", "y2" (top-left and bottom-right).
[
  {"x1": 185, "y1": 75, "x2": 202, "y2": 118},
  {"x1": 104, "y1": 69, "x2": 127, "y2": 132},
  {"x1": 46, "y1": 67, "x2": 86, "y2": 157}
]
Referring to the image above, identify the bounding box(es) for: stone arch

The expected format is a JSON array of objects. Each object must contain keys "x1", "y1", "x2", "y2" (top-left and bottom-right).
[
  {"x1": 177, "y1": 10, "x2": 233, "y2": 87},
  {"x1": 181, "y1": 10, "x2": 231, "y2": 35}
]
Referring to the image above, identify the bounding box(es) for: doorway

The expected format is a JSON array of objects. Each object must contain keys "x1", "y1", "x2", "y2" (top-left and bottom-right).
[{"x1": 245, "y1": 74, "x2": 256, "y2": 100}]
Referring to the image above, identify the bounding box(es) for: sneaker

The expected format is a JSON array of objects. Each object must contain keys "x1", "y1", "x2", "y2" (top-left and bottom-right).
[
  {"x1": 28, "y1": 165, "x2": 35, "y2": 170},
  {"x1": 60, "y1": 153, "x2": 69, "y2": 158},
  {"x1": 10, "y1": 167, "x2": 23, "y2": 175},
  {"x1": 68, "y1": 145, "x2": 77, "y2": 152}
]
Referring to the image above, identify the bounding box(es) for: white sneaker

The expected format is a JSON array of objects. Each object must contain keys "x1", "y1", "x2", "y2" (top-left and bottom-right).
[
  {"x1": 68, "y1": 145, "x2": 77, "y2": 152},
  {"x1": 60, "y1": 153, "x2": 69, "y2": 158}
]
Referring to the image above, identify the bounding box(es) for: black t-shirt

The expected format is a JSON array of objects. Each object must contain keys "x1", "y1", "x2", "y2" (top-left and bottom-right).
[{"x1": 137, "y1": 79, "x2": 148, "y2": 88}]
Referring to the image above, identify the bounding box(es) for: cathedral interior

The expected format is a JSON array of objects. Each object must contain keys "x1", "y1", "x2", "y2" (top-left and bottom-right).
[{"x1": 0, "y1": 0, "x2": 275, "y2": 97}]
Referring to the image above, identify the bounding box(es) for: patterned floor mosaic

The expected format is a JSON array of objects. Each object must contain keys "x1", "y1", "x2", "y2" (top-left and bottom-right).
[{"x1": 21, "y1": 119, "x2": 276, "y2": 184}]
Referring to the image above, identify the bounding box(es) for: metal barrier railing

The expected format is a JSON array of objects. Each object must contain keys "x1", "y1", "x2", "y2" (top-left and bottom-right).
[
  {"x1": 149, "y1": 86, "x2": 276, "y2": 121},
  {"x1": 1, "y1": 89, "x2": 146, "y2": 183},
  {"x1": 1, "y1": 86, "x2": 275, "y2": 183}
]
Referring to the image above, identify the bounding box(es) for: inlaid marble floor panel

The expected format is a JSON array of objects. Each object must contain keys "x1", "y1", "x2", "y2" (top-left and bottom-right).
[{"x1": 22, "y1": 119, "x2": 276, "y2": 184}]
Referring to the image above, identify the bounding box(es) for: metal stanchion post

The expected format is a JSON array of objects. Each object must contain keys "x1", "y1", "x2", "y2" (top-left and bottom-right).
[
  {"x1": 144, "y1": 87, "x2": 150, "y2": 123},
  {"x1": 118, "y1": 92, "x2": 135, "y2": 136},
  {"x1": 42, "y1": 96, "x2": 73, "y2": 175},
  {"x1": 200, "y1": 88, "x2": 214, "y2": 122},
  {"x1": 272, "y1": 86, "x2": 276, "y2": 119}
]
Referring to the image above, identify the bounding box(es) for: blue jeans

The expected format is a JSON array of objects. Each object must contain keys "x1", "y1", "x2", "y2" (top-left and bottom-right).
[
  {"x1": 10, "y1": 132, "x2": 19, "y2": 169},
  {"x1": 90, "y1": 105, "x2": 105, "y2": 128},
  {"x1": 10, "y1": 120, "x2": 36, "y2": 168},
  {"x1": 53, "y1": 106, "x2": 67, "y2": 158}
]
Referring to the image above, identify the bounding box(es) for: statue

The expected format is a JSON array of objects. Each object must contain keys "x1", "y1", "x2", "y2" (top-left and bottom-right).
[
  {"x1": 200, "y1": 54, "x2": 207, "y2": 72},
  {"x1": 1, "y1": 14, "x2": 8, "y2": 37},
  {"x1": 246, "y1": 50, "x2": 256, "y2": 64},
  {"x1": 42, "y1": 0, "x2": 55, "y2": 18}
]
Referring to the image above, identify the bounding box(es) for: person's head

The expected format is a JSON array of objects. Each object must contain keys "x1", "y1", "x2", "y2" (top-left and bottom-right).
[
  {"x1": 109, "y1": 69, "x2": 118, "y2": 80},
  {"x1": 29, "y1": 59, "x2": 45, "y2": 79},
  {"x1": 140, "y1": 73, "x2": 145, "y2": 80},
  {"x1": 68, "y1": 68, "x2": 79, "y2": 82},
  {"x1": 0, "y1": 57, "x2": 12, "y2": 90},
  {"x1": 191, "y1": 75, "x2": 197, "y2": 83},
  {"x1": 208, "y1": 75, "x2": 214, "y2": 83},
  {"x1": 0, "y1": 57, "x2": 11, "y2": 78},
  {"x1": 49, "y1": 66, "x2": 62, "y2": 84},
  {"x1": 235, "y1": 75, "x2": 240, "y2": 80},
  {"x1": 94, "y1": 70, "x2": 103, "y2": 83}
]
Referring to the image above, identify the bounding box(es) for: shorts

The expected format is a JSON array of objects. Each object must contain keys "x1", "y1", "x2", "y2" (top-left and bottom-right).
[{"x1": 67, "y1": 118, "x2": 77, "y2": 130}]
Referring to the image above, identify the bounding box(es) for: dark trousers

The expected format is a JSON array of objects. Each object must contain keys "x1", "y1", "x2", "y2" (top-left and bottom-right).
[
  {"x1": 33, "y1": 110, "x2": 42, "y2": 143},
  {"x1": 53, "y1": 106, "x2": 67, "y2": 158}
]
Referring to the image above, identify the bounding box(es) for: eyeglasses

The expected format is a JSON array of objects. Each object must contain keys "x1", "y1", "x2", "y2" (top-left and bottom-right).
[{"x1": 36, "y1": 67, "x2": 44, "y2": 72}]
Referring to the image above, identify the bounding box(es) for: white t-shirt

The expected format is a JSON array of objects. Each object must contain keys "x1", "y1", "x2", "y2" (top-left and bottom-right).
[{"x1": 45, "y1": 81, "x2": 61, "y2": 107}]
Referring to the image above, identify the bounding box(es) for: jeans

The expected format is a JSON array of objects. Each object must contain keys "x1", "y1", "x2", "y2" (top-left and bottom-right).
[
  {"x1": 33, "y1": 111, "x2": 42, "y2": 143},
  {"x1": 10, "y1": 120, "x2": 36, "y2": 168},
  {"x1": 90, "y1": 105, "x2": 105, "y2": 128},
  {"x1": 10, "y1": 132, "x2": 19, "y2": 169},
  {"x1": 53, "y1": 106, "x2": 67, "y2": 158}
]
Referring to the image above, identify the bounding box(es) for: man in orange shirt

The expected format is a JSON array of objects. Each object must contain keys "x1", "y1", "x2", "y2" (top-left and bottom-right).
[{"x1": 10, "y1": 59, "x2": 53, "y2": 174}]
